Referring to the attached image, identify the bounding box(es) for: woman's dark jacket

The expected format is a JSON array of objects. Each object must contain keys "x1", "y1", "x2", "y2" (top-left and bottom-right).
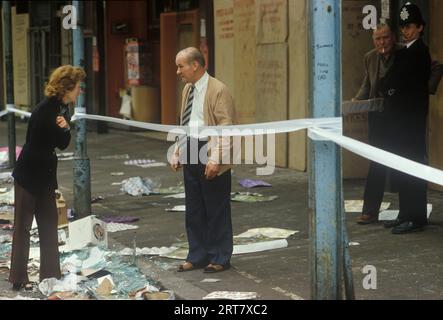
[{"x1": 13, "y1": 96, "x2": 71, "y2": 195}]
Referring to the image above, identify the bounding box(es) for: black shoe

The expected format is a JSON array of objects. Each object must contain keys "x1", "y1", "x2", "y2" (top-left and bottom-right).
[
  {"x1": 383, "y1": 219, "x2": 402, "y2": 229},
  {"x1": 391, "y1": 221, "x2": 424, "y2": 234}
]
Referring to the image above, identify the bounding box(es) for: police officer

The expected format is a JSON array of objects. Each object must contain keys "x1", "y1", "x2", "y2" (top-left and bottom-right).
[{"x1": 381, "y1": 2, "x2": 431, "y2": 234}]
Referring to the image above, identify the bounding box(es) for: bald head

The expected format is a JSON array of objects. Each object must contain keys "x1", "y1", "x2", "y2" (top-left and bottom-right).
[{"x1": 176, "y1": 47, "x2": 206, "y2": 84}]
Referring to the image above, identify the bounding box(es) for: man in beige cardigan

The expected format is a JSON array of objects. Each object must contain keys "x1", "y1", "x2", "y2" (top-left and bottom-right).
[{"x1": 171, "y1": 47, "x2": 236, "y2": 273}]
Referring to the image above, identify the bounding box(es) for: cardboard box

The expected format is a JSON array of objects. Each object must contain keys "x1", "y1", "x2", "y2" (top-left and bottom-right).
[{"x1": 68, "y1": 215, "x2": 108, "y2": 250}]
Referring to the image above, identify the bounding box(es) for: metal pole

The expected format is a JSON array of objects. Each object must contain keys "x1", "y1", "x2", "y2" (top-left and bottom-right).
[
  {"x1": 72, "y1": 0, "x2": 91, "y2": 218},
  {"x1": 2, "y1": 1, "x2": 16, "y2": 168},
  {"x1": 308, "y1": 0, "x2": 344, "y2": 300}
]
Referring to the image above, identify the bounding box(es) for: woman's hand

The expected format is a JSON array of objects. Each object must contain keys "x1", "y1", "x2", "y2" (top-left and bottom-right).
[{"x1": 56, "y1": 116, "x2": 69, "y2": 129}]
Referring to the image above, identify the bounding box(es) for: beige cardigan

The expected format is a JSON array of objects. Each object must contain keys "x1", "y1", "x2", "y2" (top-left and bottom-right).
[{"x1": 176, "y1": 76, "x2": 237, "y2": 175}]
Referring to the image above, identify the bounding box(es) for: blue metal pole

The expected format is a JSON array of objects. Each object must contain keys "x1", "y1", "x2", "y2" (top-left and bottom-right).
[
  {"x1": 2, "y1": 1, "x2": 16, "y2": 168},
  {"x1": 308, "y1": 0, "x2": 344, "y2": 300},
  {"x1": 72, "y1": 0, "x2": 91, "y2": 218}
]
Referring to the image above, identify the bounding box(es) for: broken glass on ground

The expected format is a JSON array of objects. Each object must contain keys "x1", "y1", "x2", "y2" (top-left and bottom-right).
[
  {"x1": 345, "y1": 200, "x2": 390, "y2": 213},
  {"x1": 230, "y1": 192, "x2": 278, "y2": 202},
  {"x1": 234, "y1": 227, "x2": 298, "y2": 239},
  {"x1": 238, "y1": 179, "x2": 271, "y2": 188},
  {"x1": 118, "y1": 246, "x2": 177, "y2": 256}
]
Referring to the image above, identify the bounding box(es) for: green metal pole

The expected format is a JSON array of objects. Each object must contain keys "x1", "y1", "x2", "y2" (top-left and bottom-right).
[
  {"x1": 2, "y1": 1, "x2": 16, "y2": 168},
  {"x1": 72, "y1": 0, "x2": 91, "y2": 218}
]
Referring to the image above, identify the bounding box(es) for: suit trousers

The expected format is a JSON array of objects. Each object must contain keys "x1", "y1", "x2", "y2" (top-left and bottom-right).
[
  {"x1": 183, "y1": 139, "x2": 233, "y2": 266},
  {"x1": 9, "y1": 182, "x2": 61, "y2": 285}
]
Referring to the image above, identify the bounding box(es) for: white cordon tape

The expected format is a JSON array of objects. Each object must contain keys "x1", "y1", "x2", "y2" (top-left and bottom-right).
[
  {"x1": 309, "y1": 127, "x2": 443, "y2": 187},
  {"x1": 72, "y1": 112, "x2": 342, "y2": 136},
  {"x1": 6, "y1": 106, "x2": 31, "y2": 118},
  {"x1": 0, "y1": 109, "x2": 8, "y2": 118},
  {"x1": 5, "y1": 108, "x2": 443, "y2": 186}
]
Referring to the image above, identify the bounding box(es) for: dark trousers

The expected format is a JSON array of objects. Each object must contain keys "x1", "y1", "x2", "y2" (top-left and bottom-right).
[
  {"x1": 183, "y1": 139, "x2": 233, "y2": 266},
  {"x1": 9, "y1": 182, "x2": 61, "y2": 284}
]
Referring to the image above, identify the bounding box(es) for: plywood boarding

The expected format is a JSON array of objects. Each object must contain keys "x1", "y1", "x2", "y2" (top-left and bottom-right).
[
  {"x1": 214, "y1": 0, "x2": 235, "y2": 96},
  {"x1": 428, "y1": 0, "x2": 443, "y2": 191},
  {"x1": 12, "y1": 7, "x2": 30, "y2": 107},
  {"x1": 288, "y1": 0, "x2": 308, "y2": 171},
  {"x1": 256, "y1": 43, "x2": 288, "y2": 167},
  {"x1": 341, "y1": 0, "x2": 377, "y2": 178},
  {"x1": 233, "y1": 0, "x2": 256, "y2": 125},
  {"x1": 256, "y1": 0, "x2": 287, "y2": 44}
]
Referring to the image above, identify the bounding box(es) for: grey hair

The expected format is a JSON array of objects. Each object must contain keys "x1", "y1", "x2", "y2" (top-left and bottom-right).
[{"x1": 177, "y1": 47, "x2": 206, "y2": 68}]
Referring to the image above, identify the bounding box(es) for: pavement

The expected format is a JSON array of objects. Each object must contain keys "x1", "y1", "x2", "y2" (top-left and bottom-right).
[{"x1": 1, "y1": 119, "x2": 443, "y2": 300}]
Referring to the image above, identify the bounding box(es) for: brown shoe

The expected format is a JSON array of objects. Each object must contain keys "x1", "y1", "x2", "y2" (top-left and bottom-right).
[
  {"x1": 177, "y1": 261, "x2": 196, "y2": 272},
  {"x1": 357, "y1": 214, "x2": 378, "y2": 225},
  {"x1": 203, "y1": 263, "x2": 231, "y2": 273}
]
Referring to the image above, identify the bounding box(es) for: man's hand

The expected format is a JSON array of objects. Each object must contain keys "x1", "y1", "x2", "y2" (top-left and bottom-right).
[
  {"x1": 205, "y1": 161, "x2": 220, "y2": 180},
  {"x1": 56, "y1": 116, "x2": 69, "y2": 129},
  {"x1": 170, "y1": 154, "x2": 182, "y2": 172}
]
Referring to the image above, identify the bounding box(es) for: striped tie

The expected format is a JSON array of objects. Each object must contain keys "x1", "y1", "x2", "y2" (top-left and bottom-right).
[
  {"x1": 176, "y1": 85, "x2": 195, "y2": 154},
  {"x1": 181, "y1": 85, "x2": 195, "y2": 126}
]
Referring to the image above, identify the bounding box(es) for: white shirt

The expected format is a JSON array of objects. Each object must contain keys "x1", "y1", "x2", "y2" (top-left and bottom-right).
[
  {"x1": 406, "y1": 38, "x2": 418, "y2": 48},
  {"x1": 189, "y1": 72, "x2": 209, "y2": 128}
]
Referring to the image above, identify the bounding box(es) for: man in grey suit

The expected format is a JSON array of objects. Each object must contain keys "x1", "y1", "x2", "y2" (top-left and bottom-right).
[{"x1": 354, "y1": 23, "x2": 402, "y2": 225}]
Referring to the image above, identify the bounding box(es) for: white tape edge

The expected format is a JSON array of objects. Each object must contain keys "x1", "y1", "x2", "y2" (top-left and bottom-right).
[
  {"x1": 72, "y1": 112, "x2": 342, "y2": 137},
  {"x1": 310, "y1": 127, "x2": 443, "y2": 187},
  {"x1": 6, "y1": 106, "x2": 31, "y2": 118}
]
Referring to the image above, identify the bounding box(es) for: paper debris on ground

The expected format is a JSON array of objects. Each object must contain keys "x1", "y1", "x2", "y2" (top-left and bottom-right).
[
  {"x1": 0, "y1": 295, "x2": 40, "y2": 300},
  {"x1": 231, "y1": 192, "x2": 278, "y2": 202},
  {"x1": 165, "y1": 205, "x2": 186, "y2": 212},
  {"x1": 96, "y1": 275, "x2": 116, "y2": 296},
  {"x1": 111, "y1": 172, "x2": 125, "y2": 176},
  {"x1": 0, "y1": 211, "x2": 14, "y2": 223},
  {"x1": 345, "y1": 200, "x2": 390, "y2": 213},
  {"x1": 152, "y1": 185, "x2": 185, "y2": 194},
  {"x1": 124, "y1": 159, "x2": 167, "y2": 168},
  {"x1": 233, "y1": 239, "x2": 288, "y2": 255},
  {"x1": 106, "y1": 222, "x2": 139, "y2": 233},
  {"x1": 234, "y1": 227, "x2": 298, "y2": 239},
  {"x1": 97, "y1": 154, "x2": 130, "y2": 160},
  {"x1": 39, "y1": 274, "x2": 80, "y2": 296},
  {"x1": 0, "y1": 172, "x2": 13, "y2": 184},
  {"x1": 0, "y1": 189, "x2": 14, "y2": 205},
  {"x1": 0, "y1": 187, "x2": 7, "y2": 193},
  {"x1": 101, "y1": 216, "x2": 139, "y2": 224},
  {"x1": 201, "y1": 278, "x2": 221, "y2": 283},
  {"x1": 121, "y1": 177, "x2": 158, "y2": 196},
  {"x1": 203, "y1": 291, "x2": 258, "y2": 300},
  {"x1": 163, "y1": 193, "x2": 186, "y2": 199},
  {"x1": 348, "y1": 242, "x2": 360, "y2": 246},
  {"x1": 118, "y1": 246, "x2": 177, "y2": 256},
  {"x1": 0, "y1": 234, "x2": 11, "y2": 243},
  {"x1": 82, "y1": 247, "x2": 108, "y2": 269},
  {"x1": 378, "y1": 203, "x2": 432, "y2": 221},
  {"x1": 238, "y1": 179, "x2": 272, "y2": 188},
  {"x1": 143, "y1": 290, "x2": 174, "y2": 300}
]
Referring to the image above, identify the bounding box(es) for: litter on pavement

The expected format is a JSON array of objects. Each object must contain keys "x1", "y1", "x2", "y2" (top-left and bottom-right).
[
  {"x1": 118, "y1": 246, "x2": 177, "y2": 256},
  {"x1": 0, "y1": 172, "x2": 13, "y2": 184},
  {"x1": 97, "y1": 154, "x2": 130, "y2": 160},
  {"x1": 165, "y1": 205, "x2": 186, "y2": 212},
  {"x1": 0, "y1": 189, "x2": 14, "y2": 205},
  {"x1": 234, "y1": 227, "x2": 299, "y2": 239},
  {"x1": 121, "y1": 177, "x2": 159, "y2": 196},
  {"x1": 163, "y1": 193, "x2": 185, "y2": 199},
  {"x1": 378, "y1": 203, "x2": 432, "y2": 221},
  {"x1": 124, "y1": 159, "x2": 167, "y2": 168},
  {"x1": 106, "y1": 222, "x2": 139, "y2": 233},
  {"x1": 345, "y1": 200, "x2": 390, "y2": 213},
  {"x1": 202, "y1": 291, "x2": 258, "y2": 300},
  {"x1": 238, "y1": 179, "x2": 272, "y2": 188},
  {"x1": 231, "y1": 192, "x2": 278, "y2": 202}
]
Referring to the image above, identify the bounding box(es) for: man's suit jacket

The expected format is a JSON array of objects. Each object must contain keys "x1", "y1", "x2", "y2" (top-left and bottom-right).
[
  {"x1": 355, "y1": 44, "x2": 403, "y2": 100},
  {"x1": 178, "y1": 76, "x2": 237, "y2": 175}
]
